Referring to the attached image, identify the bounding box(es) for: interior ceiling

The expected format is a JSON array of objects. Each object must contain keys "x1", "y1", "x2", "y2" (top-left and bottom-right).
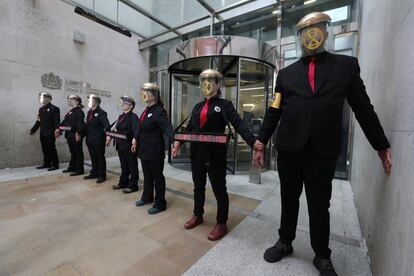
[
  {"x1": 66, "y1": 0, "x2": 270, "y2": 45},
  {"x1": 66, "y1": 0, "x2": 353, "y2": 49}
]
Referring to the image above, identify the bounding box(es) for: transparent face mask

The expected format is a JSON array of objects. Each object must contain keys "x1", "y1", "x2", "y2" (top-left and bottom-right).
[
  {"x1": 39, "y1": 94, "x2": 50, "y2": 105},
  {"x1": 140, "y1": 90, "x2": 149, "y2": 104},
  {"x1": 67, "y1": 99, "x2": 78, "y2": 108},
  {"x1": 296, "y1": 22, "x2": 333, "y2": 58},
  {"x1": 87, "y1": 96, "x2": 98, "y2": 109},
  {"x1": 199, "y1": 77, "x2": 220, "y2": 98},
  {"x1": 141, "y1": 90, "x2": 157, "y2": 104},
  {"x1": 118, "y1": 98, "x2": 133, "y2": 111}
]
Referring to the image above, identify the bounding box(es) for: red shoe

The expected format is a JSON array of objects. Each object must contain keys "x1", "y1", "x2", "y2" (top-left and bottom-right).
[
  {"x1": 184, "y1": 216, "x2": 203, "y2": 230},
  {"x1": 207, "y1": 224, "x2": 228, "y2": 241}
]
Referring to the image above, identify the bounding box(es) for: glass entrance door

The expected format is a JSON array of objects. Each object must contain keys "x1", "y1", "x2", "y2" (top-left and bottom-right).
[
  {"x1": 235, "y1": 58, "x2": 274, "y2": 171},
  {"x1": 169, "y1": 56, "x2": 274, "y2": 174}
]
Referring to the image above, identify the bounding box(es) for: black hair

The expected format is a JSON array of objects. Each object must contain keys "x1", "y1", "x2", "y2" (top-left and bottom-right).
[{"x1": 78, "y1": 97, "x2": 84, "y2": 108}]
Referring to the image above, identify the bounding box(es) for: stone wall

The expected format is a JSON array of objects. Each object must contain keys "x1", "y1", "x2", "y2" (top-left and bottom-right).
[
  {"x1": 351, "y1": 0, "x2": 414, "y2": 275},
  {"x1": 0, "y1": 0, "x2": 149, "y2": 168}
]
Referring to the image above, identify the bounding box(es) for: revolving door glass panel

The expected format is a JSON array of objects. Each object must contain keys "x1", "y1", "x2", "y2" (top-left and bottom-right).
[
  {"x1": 170, "y1": 56, "x2": 238, "y2": 173},
  {"x1": 169, "y1": 56, "x2": 273, "y2": 174},
  {"x1": 236, "y1": 59, "x2": 273, "y2": 171}
]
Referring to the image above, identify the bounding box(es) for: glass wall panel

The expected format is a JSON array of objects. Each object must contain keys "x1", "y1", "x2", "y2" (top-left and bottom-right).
[
  {"x1": 129, "y1": 0, "x2": 209, "y2": 27},
  {"x1": 236, "y1": 59, "x2": 273, "y2": 171},
  {"x1": 118, "y1": 2, "x2": 166, "y2": 36},
  {"x1": 94, "y1": 0, "x2": 117, "y2": 22},
  {"x1": 72, "y1": 0, "x2": 93, "y2": 10}
]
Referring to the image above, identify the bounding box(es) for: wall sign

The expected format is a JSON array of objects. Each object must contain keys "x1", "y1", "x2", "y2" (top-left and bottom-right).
[{"x1": 41, "y1": 73, "x2": 62, "y2": 90}]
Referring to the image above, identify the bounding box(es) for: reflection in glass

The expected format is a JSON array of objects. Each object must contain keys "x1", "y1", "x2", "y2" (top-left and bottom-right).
[
  {"x1": 129, "y1": 0, "x2": 209, "y2": 27},
  {"x1": 118, "y1": 2, "x2": 166, "y2": 37}
]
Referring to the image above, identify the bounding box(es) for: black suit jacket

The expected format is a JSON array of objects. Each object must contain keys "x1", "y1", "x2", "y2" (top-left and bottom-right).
[
  {"x1": 31, "y1": 103, "x2": 60, "y2": 137},
  {"x1": 79, "y1": 107, "x2": 110, "y2": 146},
  {"x1": 185, "y1": 96, "x2": 256, "y2": 159},
  {"x1": 114, "y1": 111, "x2": 139, "y2": 151},
  {"x1": 60, "y1": 107, "x2": 85, "y2": 140},
  {"x1": 258, "y1": 52, "x2": 390, "y2": 157},
  {"x1": 135, "y1": 104, "x2": 174, "y2": 160}
]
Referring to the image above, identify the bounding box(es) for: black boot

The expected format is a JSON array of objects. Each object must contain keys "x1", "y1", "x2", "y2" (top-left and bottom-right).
[
  {"x1": 263, "y1": 239, "x2": 293, "y2": 263},
  {"x1": 62, "y1": 168, "x2": 73, "y2": 173},
  {"x1": 313, "y1": 257, "x2": 338, "y2": 276},
  {"x1": 83, "y1": 174, "x2": 97, "y2": 180}
]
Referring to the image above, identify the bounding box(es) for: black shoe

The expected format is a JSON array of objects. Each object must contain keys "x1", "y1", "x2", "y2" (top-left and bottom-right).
[
  {"x1": 122, "y1": 187, "x2": 139, "y2": 194},
  {"x1": 96, "y1": 178, "x2": 106, "y2": 184},
  {"x1": 135, "y1": 200, "x2": 151, "y2": 207},
  {"x1": 83, "y1": 175, "x2": 97, "y2": 180},
  {"x1": 47, "y1": 166, "x2": 59, "y2": 171},
  {"x1": 313, "y1": 257, "x2": 338, "y2": 276},
  {"x1": 36, "y1": 164, "x2": 50, "y2": 169},
  {"x1": 148, "y1": 207, "x2": 166, "y2": 215},
  {"x1": 70, "y1": 171, "x2": 84, "y2": 176},
  {"x1": 263, "y1": 239, "x2": 293, "y2": 263},
  {"x1": 62, "y1": 168, "x2": 73, "y2": 173},
  {"x1": 112, "y1": 184, "x2": 126, "y2": 190}
]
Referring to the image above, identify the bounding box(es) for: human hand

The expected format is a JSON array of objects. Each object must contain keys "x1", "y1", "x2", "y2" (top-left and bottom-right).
[
  {"x1": 106, "y1": 136, "x2": 112, "y2": 147},
  {"x1": 172, "y1": 141, "x2": 181, "y2": 157},
  {"x1": 131, "y1": 144, "x2": 137, "y2": 153},
  {"x1": 253, "y1": 150, "x2": 265, "y2": 168},
  {"x1": 378, "y1": 147, "x2": 392, "y2": 175},
  {"x1": 75, "y1": 133, "x2": 81, "y2": 142},
  {"x1": 253, "y1": 140, "x2": 264, "y2": 151},
  {"x1": 54, "y1": 129, "x2": 61, "y2": 139}
]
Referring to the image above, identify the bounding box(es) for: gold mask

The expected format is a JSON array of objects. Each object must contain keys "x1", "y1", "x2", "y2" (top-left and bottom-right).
[
  {"x1": 201, "y1": 80, "x2": 214, "y2": 97},
  {"x1": 302, "y1": 27, "x2": 325, "y2": 50},
  {"x1": 141, "y1": 91, "x2": 149, "y2": 103}
]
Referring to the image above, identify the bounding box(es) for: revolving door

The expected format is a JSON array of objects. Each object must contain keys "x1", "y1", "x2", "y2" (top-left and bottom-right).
[{"x1": 167, "y1": 36, "x2": 277, "y2": 173}]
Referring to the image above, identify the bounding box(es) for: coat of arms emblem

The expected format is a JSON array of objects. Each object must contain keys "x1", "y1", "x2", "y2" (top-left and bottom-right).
[{"x1": 41, "y1": 73, "x2": 62, "y2": 90}]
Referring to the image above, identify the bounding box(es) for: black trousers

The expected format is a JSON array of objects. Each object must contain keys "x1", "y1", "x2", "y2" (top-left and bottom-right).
[
  {"x1": 118, "y1": 149, "x2": 138, "y2": 189},
  {"x1": 277, "y1": 142, "x2": 336, "y2": 259},
  {"x1": 141, "y1": 159, "x2": 166, "y2": 209},
  {"x1": 191, "y1": 146, "x2": 228, "y2": 224},
  {"x1": 87, "y1": 144, "x2": 106, "y2": 178},
  {"x1": 67, "y1": 136, "x2": 84, "y2": 173},
  {"x1": 40, "y1": 135, "x2": 59, "y2": 166}
]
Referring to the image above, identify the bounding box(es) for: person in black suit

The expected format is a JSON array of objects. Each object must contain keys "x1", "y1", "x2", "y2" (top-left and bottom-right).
[
  {"x1": 131, "y1": 83, "x2": 174, "y2": 215},
  {"x1": 107, "y1": 95, "x2": 139, "y2": 194},
  {"x1": 30, "y1": 92, "x2": 60, "y2": 171},
  {"x1": 172, "y1": 69, "x2": 262, "y2": 241},
  {"x1": 55, "y1": 94, "x2": 85, "y2": 176},
  {"x1": 253, "y1": 12, "x2": 392, "y2": 276},
  {"x1": 76, "y1": 94, "x2": 110, "y2": 183}
]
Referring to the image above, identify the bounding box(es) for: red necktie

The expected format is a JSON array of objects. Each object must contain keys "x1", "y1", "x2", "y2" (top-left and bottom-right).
[
  {"x1": 140, "y1": 108, "x2": 148, "y2": 123},
  {"x1": 200, "y1": 99, "x2": 209, "y2": 128},
  {"x1": 87, "y1": 110, "x2": 93, "y2": 122},
  {"x1": 308, "y1": 57, "x2": 316, "y2": 93},
  {"x1": 118, "y1": 113, "x2": 126, "y2": 124}
]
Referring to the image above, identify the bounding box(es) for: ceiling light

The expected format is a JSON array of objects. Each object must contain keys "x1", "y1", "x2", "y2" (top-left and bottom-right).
[
  {"x1": 304, "y1": 0, "x2": 317, "y2": 5},
  {"x1": 74, "y1": 7, "x2": 132, "y2": 37}
]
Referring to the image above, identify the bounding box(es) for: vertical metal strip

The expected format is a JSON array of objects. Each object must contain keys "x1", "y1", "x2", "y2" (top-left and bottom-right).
[{"x1": 234, "y1": 58, "x2": 241, "y2": 172}]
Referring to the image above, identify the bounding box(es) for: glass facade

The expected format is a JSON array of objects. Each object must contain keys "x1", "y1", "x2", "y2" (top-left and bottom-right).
[
  {"x1": 148, "y1": 0, "x2": 360, "y2": 178},
  {"x1": 71, "y1": 0, "x2": 361, "y2": 178}
]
